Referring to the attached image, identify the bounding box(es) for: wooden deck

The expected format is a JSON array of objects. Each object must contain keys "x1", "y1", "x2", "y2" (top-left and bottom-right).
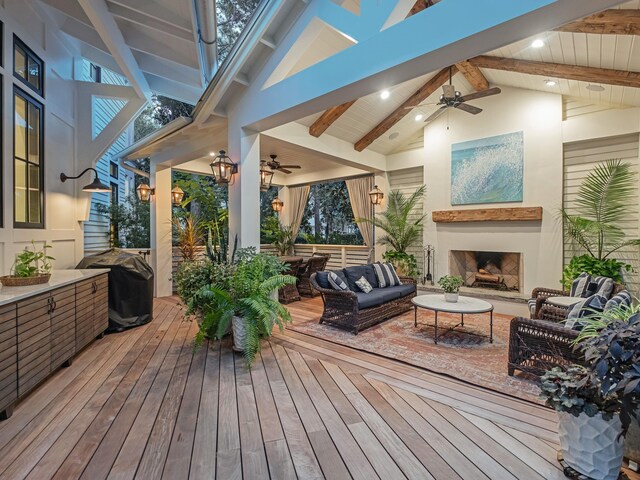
[{"x1": 0, "y1": 296, "x2": 631, "y2": 479}]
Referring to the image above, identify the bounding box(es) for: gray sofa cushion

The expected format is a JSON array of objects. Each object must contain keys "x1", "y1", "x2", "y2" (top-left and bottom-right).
[
  {"x1": 382, "y1": 284, "x2": 416, "y2": 302},
  {"x1": 344, "y1": 265, "x2": 379, "y2": 291},
  {"x1": 356, "y1": 284, "x2": 415, "y2": 309}
]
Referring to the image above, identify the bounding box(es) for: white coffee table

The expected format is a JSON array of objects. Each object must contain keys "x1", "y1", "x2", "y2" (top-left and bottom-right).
[{"x1": 412, "y1": 294, "x2": 494, "y2": 344}]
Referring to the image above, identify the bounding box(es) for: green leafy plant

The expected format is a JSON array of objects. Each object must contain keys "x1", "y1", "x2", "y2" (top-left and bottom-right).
[
  {"x1": 382, "y1": 251, "x2": 419, "y2": 277},
  {"x1": 560, "y1": 159, "x2": 640, "y2": 287},
  {"x1": 272, "y1": 222, "x2": 295, "y2": 256},
  {"x1": 174, "y1": 260, "x2": 235, "y2": 318},
  {"x1": 172, "y1": 214, "x2": 203, "y2": 261},
  {"x1": 195, "y1": 253, "x2": 296, "y2": 365},
  {"x1": 437, "y1": 275, "x2": 464, "y2": 293},
  {"x1": 562, "y1": 254, "x2": 631, "y2": 290},
  {"x1": 539, "y1": 365, "x2": 619, "y2": 419},
  {"x1": 11, "y1": 241, "x2": 54, "y2": 277}
]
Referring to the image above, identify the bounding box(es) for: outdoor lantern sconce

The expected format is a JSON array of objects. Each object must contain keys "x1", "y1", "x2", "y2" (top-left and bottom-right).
[
  {"x1": 369, "y1": 185, "x2": 384, "y2": 205},
  {"x1": 171, "y1": 186, "x2": 185, "y2": 206},
  {"x1": 60, "y1": 167, "x2": 111, "y2": 193},
  {"x1": 260, "y1": 161, "x2": 274, "y2": 192},
  {"x1": 272, "y1": 197, "x2": 284, "y2": 213},
  {"x1": 209, "y1": 150, "x2": 238, "y2": 184},
  {"x1": 136, "y1": 183, "x2": 154, "y2": 202}
]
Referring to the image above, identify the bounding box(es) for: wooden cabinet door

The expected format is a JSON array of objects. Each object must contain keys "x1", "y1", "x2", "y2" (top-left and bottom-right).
[
  {"x1": 50, "y1": 285, "x2": 76, "y2": 370},
  {"x1": 17, "y1": 293, "x2": 51, "y2": 397},
  {"x1": 0, "y1": 304, "x2": 17, "y2": 416},
  {"x1": 93, "y1": 274, "x2": 109, "y2": 338},
  {"x1": 76, "y1": 279, "x2": 96, "y2": 352}
]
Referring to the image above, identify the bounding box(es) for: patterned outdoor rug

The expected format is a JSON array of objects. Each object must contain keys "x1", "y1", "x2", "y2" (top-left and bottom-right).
[{"x1": 287, "y1": 303, "x2": 542, "y2": 403}]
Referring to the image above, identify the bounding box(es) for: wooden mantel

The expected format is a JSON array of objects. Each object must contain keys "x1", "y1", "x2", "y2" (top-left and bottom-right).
[{"x1": 432, "y1": 206, "x2": 543, "y2": 223}]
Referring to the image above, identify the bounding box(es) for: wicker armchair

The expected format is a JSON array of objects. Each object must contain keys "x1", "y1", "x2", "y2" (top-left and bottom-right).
[
  {"x1": 310, "y1": 273, "x2": 416, "y2": 334},
  {"x1": 297, "y1": 254, "x2": 330, "y2": 297},
  {"x1": 278, "y1": 258, "x2": 303, "y2": 304},
  {"x1": 532, "y1": 283, "x2": 625, "y2": 321}
]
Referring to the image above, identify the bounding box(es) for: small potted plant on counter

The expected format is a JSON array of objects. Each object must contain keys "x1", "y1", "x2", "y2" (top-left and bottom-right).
[
  {"x1": 1, "y1": 242, "x2": 54, "y2": 287},
  {"x1": 438, "y1": 275, "x2": 464, "y2": 302}
]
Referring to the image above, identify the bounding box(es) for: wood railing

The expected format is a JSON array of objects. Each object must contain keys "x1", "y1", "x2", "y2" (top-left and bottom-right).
[{"x1": 261, "y1": 244, "x2": 372, "y2": 269}]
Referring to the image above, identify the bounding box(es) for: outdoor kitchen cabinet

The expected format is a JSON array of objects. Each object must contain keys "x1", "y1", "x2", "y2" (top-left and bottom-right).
[{"x1": 0, "y1": 270, "x2": 109, "y2": 420}]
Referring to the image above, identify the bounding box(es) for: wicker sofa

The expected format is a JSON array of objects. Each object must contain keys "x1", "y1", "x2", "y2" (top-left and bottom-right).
[{"x1": 310, "y1": 264, "x2": 416, "y2": 334}]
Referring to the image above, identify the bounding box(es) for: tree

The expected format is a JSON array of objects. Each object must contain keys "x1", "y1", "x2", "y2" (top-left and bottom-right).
[
  {"x1": 216, "y1": 0, "x2": 261, "y2": 61},
  {"x1": 97, "y1": 193, "x2": 150, "y2": 248}
]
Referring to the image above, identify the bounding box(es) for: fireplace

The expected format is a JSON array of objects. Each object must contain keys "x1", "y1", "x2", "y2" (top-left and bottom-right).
[{"x1": 449, "y1": 250, "x2": 522, "y2": 292}]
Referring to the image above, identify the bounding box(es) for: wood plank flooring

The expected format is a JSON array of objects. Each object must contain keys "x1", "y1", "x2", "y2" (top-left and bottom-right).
[{"x1": 0, "y1": 296, "x2": 636, "y2": 479}]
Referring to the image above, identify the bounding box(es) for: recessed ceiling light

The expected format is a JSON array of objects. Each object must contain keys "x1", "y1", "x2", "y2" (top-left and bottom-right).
[
  {"x1": 586, "y1": 84, "x2": 605, "y2": 92},
  {"x1": 380, "y1": 90, "x2": 390, "y2": 100},
  {"x1": 415, "y1": 114, "x2": 424, "y2": 121},
  {"x1": 209, "y1": 152, "x2": 216, "y2": 157},
  {"x1": 531, "y1": 38, "x2": 544, "y2": 48},
  {"x1": 388, "y1": 132, "x2": 399, "y2": 140},
  {"x1": 545, "y1": 79, "x2": 557, "y2": 87}
]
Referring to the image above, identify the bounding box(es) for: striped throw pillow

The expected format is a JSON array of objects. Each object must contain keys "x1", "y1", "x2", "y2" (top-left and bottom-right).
[
  {"x1": 373, "y1": 262, "x2": 401, "y2": 288},
  {"x1": 569, "y1": 272, "x2": 592, "y2": 298},
  {"x1": 565, "y1": 294, "x2": 607, "y2": 330},
  {"x1": 604, "y1": 290, "x2": 632, "y2": 311},
  {"x1": 591, "y1": 276, "x2": 615, "y2": 299},
  {"x1": 328, "y1": 272, "x2": 348, "y2": 291}
]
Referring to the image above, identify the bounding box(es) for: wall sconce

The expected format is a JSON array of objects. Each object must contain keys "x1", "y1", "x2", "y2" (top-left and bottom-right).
[
  {"x1": 60, "y1": 168, "x2": 111, "y2": 192},
  {"x1": 369, "y1": 185, "x2": 384, "y2": 205},
  {"x1": 260, "y1": 161, "x2": 274, "y2": 192},
  {"x1": 171, "y1": 186, "x2": 185, "y2": 206},
  {"x1": 136, "y1": 183, "x2": 154, "y2": 202},
  {"x1": 209, "y1": 150, "x2": 238, "y2": 184},
  {"x1": 272, "y1": 197, "x2": 284, "y2": 213}
]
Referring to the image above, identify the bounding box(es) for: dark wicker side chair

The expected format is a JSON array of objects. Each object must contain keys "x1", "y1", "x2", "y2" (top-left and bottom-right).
[
  {"x1": 297, "y1": 254, "x2": 330, "y2": 297},
  {"x1": 278, "y1": 258, "x2": 303, "y2": 304}
]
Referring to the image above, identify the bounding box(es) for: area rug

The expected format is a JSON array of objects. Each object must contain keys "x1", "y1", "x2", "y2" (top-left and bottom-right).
[{"x1": 287, "y1": 301, "x2": 541, "y2": 403}]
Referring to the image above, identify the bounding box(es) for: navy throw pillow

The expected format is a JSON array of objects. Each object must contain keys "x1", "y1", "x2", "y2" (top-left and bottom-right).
[
  {"x1": 315, "y1": 271, "x2": 331, "y2": 289},
  {"x1": 344, "y1": 265, "x2": 368, "y2": 292},
  {"x1": 565, "y1": 294, "x2": 607, "y2": 330},
  {"x1": 569, "y1": 272, "x2": 592, "y2": 298}
]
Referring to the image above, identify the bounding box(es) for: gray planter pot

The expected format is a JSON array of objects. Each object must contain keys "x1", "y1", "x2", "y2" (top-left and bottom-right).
[
  {"x1": 625, "y1": 408, "x2": 640, "y2": 465},
  {"x1": 231, "y1": 315, "x2": 246, "y2": 352}
]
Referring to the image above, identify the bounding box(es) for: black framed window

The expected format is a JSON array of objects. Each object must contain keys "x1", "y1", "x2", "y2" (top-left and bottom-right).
[
  {"x1": 14, "y1": 87, "x2": 44, "y2": 228},
  {"x1": 14, "y1": 35, "x2": 44, "y2": 97},
  {"x1": 110, "y1": 161, "x2": 119, "y2": 179},
  {"x1": 90, "y1": 63, "x2": 102, "y2": 83},
  {"x1": 110, "y1": 182, "x2": 119, "y2": 205}
]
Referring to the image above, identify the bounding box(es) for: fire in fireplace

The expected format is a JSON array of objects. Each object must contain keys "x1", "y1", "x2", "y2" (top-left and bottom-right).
[{"x1": 449, "y1": 250, "x2": 521, "y2": 292}]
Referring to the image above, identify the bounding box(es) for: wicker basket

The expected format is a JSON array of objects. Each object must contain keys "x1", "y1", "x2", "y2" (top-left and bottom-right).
[{"x1": 0, "y1": 274, "x2": 51, "y2": 287}]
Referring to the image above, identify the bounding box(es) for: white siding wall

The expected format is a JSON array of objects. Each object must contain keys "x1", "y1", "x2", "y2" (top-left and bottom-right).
[{"x1": 563, "y1": 134, "x2": 640, "y2": 294}]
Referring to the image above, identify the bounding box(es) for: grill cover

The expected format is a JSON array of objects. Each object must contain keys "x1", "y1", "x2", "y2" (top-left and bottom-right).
[{"x1": 76, "y1": 248, "x2": 154, "y2": 331}]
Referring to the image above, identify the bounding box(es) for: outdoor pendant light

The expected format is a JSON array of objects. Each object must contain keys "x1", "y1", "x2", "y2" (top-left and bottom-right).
[
  {"x1": 209, "y1": 150, "x2": 238, "y2": 184},
  {"x1": 260, "y1": 161, "x2": 274, "y2": 192},
  {"x1": 369, "y1": 185, "x2": 384, "y2": 205},
  {"x1": 136, "y1": 183, "x2": 154, "y2": 202},
  {"x1": 60, "y1": 167, "x2": 111, "y2": 193},
  {"x1": 272, "y1": 197, "x2": 284, "y2": 213},
  {"x1": 171, "y1": 186, "x2": 185, "y2": 206}
]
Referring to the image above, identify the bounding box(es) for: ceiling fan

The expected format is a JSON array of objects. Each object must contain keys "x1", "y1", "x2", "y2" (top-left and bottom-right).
[
  {"x1": 266, "y1": 154, "x2": 301, "y2": 175},
  {"x1": 408, "y1": 67, "x2": 501, "y2": 124}
]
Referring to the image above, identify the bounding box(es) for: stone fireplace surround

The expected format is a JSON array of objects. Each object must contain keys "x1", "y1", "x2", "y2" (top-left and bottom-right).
[{"x1": 449, "y1": 250, "x2": 522, "y2": 292}]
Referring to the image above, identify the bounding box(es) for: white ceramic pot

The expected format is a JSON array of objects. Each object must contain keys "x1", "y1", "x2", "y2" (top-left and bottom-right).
[
  {"x1": 231, "y1": 315, "x2": 246, "y2": 352},
  {"x1": 444, "y1": 292, "x2": 459, "y2": 303},
  {"x1": 557, "y1": 411, "x2": 624, "y2": 480}
]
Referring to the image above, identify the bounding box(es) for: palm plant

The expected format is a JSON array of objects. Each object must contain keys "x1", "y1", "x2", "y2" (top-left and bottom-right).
[
  {"x1": 172, "y1": 214, "x2": 203, "y2": 261},
  {"x1": 272, "y1": 222, "x2": 295, "y2": 256}
]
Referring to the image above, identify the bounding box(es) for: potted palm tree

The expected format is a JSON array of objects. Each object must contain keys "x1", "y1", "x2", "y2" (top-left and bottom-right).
[
  {"x1": 358, "y1": 185, "x2": 426, "y2": 277},
  {"x1": 559, "y1": 159, "x2": 639, "y2": 289}
]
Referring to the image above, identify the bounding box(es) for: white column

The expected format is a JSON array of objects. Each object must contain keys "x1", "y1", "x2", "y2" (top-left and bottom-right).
[
  {"x1": 150, "y1": 164, "x2": 173, "y2": 297},
  {"x1": 228, "y1": 126, "x2": 261, "y2": 252},
  {"x1": 373, "y1": 172, "x2": 390, "y2": 262}
]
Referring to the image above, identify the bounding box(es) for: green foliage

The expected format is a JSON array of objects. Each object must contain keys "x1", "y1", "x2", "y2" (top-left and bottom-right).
[
  {"x1": 260, "y1": 187, "x2": 279, "y2": 243},
  {"x1": 172, "y1": 214, "x2": 203, "y2": 261},
  {"x1": 561, "y1": 254, "x2": 631, "y2": 290},
  {"x1": 437, "y1": 275, "x2": 464, "y2": 293},
  {"x1": 134, "y1": 95, "x2": 193, "y2": 142},
  {"x1": 11, "y1": 241, "x2": 54, "y2": 277},
  {"x1": 216, "y1": 0, "x2": 261, "y2": 61},
  {"x1": 194, "y1": 252, "x2": 296, "y2": 366},
  {"x1": 97, "y1": 192, "x2": 150, "y2": 248},
  {"x1": 271, "y1": 222, "x2": 295, "y2": 256},
  {"x1": 578, "y1": 308, "x2": 640, "y2": 434},
  {"x1": 560, "y1": 159, "x2": 640, "y2": 264},
  {"x1": 359, "y1": 186, "x2": 426, "y2": 254},
  {"x1": 174, "y1": 260, "x2": 235, "y2": 318},
  {"x1": 383, "y1": 251, "x2": 419, "y2": 278},
  {"x1": 539, "y1": 366, "x2": 619, "y2": 419}
]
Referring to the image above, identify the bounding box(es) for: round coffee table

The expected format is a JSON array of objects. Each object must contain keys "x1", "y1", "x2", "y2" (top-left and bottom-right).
[{"x1": 412, "y1": 294, "x2": 494, "y2": 344}]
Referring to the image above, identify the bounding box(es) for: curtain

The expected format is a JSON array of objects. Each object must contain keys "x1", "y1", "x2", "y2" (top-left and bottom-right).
[
  {"x1": 345, "y1": 176, "x2": 374, "y2": 259},
  {"x1": 288, "y1": 185, "x2": 310, "y2": 240}
]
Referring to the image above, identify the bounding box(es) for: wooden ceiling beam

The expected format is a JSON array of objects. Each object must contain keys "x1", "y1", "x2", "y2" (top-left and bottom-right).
[
  {"x1": 469, "y1": 55, "x2": 640, "y2": 89},
  {"x1": 308, "y1": 0, "x2": 436, "y2": 138},
  {"x1": 354, "y1": 66, "x2": 455, "y2": 152},
  {"x1": 555, "y1": 9, "x2": 640, "y2": 35},
  {"x1": 455, "y1": 60, "x2": 489, "y2": 91}
]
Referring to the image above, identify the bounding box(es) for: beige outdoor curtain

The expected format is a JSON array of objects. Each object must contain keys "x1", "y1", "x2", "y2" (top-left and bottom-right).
[
  {"x1": 288, "y1": 185, "x2": 310, "y2": 239},
  {"x1": 345, "y1": 176, "x2": 374, "y2": 258}
]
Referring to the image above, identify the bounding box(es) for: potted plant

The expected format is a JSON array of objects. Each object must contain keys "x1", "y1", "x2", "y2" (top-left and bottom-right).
[
  {"x1": 195, "y1": 252, "x2": 297, "y2": 365},
  {"x1": 272, "y1": 222, "x2": 295, "y2": 256},
  {"x1": 1, "y1": 242, "x2": 54, "y2": 286},
  {"x1": 540, "y1": 365, "x2": 622, "y2": 480},
  {"x1": 437, "y1": 275, "x2": 464, "y2": 302},
  {"x1": 357, "y1": 186, "x2": 426, "y2": 277}
]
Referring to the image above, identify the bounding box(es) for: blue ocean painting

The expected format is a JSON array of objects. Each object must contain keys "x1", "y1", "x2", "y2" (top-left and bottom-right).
[{"x1": 450, "y1": 131, "x2": 524, "y2": 205}]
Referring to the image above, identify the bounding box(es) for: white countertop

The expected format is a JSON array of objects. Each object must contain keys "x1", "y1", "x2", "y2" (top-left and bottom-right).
[{"x1": 0, "y1": 269, "x2": 110, "y2": 306}]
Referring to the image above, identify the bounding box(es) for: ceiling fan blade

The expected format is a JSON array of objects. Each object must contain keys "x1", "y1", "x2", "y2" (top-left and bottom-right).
[
  {"x1": 276, "y1": 165, "x2": 301, "y2": 169},
  {"x1": 459, "y1": 87, "x2": 501, "y2": 103},
  {"x1": 424, "y1": 106, "x2": 447, "y2": 123},
  {"x1": 455, "y1": 103, "x2": 482, "y2": 115},
  {"x1": 277, "y1": 168, "x2": 293, "y2": 174}
]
